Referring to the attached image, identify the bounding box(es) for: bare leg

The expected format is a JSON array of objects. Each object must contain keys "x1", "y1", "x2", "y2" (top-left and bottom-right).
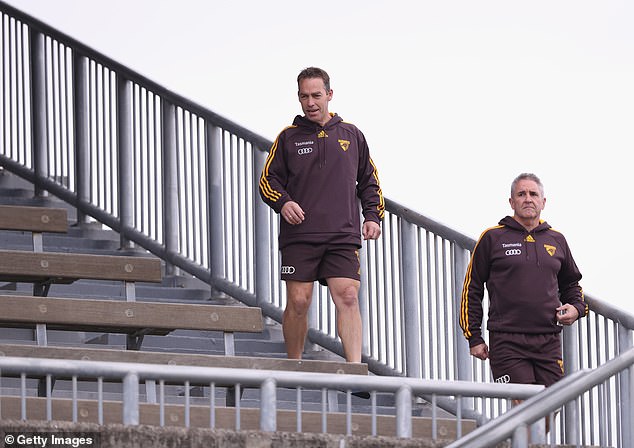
[
  {"x1": 283, "y1": 280, "x2": 314, "y2": 359},
  {"x1": 326, "y1": 277, "x2": 362, "y2": 363}
]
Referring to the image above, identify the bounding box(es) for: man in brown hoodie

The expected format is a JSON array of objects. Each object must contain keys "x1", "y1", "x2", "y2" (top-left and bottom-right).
[{"x1": 259, "y1": 67, "x2": 384, "y2": 362}]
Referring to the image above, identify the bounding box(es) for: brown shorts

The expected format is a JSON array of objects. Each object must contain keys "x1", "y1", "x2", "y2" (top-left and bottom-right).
[
  {"x1": 489, "y1": 331, "x2": 563, "y2": 387},
  {"x1": 280, "y1": 243, "x2": 360, "y2": 286}
]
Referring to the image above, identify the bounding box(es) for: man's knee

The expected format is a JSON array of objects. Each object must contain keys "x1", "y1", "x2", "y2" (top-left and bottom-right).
[
  {"x1": 285, "y1": 294, "x2": 311, "y2": 316},
  {"x1": 331, "y1": 284, "x2": 360, "y2": 310},
  {"x1": 284, "y1": 281, "x2": 313, "y2": 316}
]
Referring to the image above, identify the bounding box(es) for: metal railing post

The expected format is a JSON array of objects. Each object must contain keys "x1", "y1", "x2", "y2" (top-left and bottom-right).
[
  {"x1": 122, "y1": 372, "x2": 139, "y2": 425},
  {"x1": 618, "y1": 325, "x2": 633, "y2": 448},
  {"x1": 454, "y1": 245, "x2": 472, "y2": 383},
  {"x1": 29, "y1": 29, "x2": 47, "y2": 197},
  {"x1": 206, "y1": 123, "x2": 224, "y2": 293},
  {"x1": 563, "y1": 323, "x2": 580, "y2": 445},
  {"x1": 400, "y1": 219, "x2": 421, "y2": 378},
  {"x1": 260, "y1": 378, "x2": 277, "y2": 432},
  {"x1": 73, "y1": 52, "x2": 90, "y2": 225},
  {"x1": 395, "y1": 385, "x2": 412, "y2": 438},
  {"x1": 453, "y1": 244, "x2": 473, "y2": 419},
  {"x1": 117, "y1": 75, "x2": 134, "y2": 250},
  {"x1": 359, "y1": 238, "x2": 370, "y2": 356},
  {"x1": 162, "y1": 99, "x2": 179, "y2": 277},
  {"x1": 253, "y1": 148, "x2": 271, "y2": 306}
]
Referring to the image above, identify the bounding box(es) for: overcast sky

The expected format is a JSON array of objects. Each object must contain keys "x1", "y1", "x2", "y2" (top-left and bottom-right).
[{"x1": 6, "y1": 0, "x2": 634, "y2": 314}]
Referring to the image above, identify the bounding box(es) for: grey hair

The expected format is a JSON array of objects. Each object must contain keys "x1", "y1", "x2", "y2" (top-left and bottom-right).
[{"x1": 511, "y1": 173, "x2": 544, "y2": 196}]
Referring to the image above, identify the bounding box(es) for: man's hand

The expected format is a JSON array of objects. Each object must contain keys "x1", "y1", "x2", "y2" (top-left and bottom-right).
[
  {"x1": 281, "y1": 201, "x2": 305, "y2": 225},
  {"x1": 470, "y1": 343, "x2": 489, "y2": 360},
  {"x1": 362, "y1": 221, "x2": 381, "y2": 240},
  {"x1": 556, "y1": 304, "x2": 579, "y2": 326}
]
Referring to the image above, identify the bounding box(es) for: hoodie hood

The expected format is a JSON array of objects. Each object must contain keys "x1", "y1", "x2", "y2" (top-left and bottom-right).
[
  {"x1": 499, "y1": 215, "x2": 551, "y2": 233},
  {"x1": 292, "y1": 112, "x2": 343, "y2": 130},
  {"x1": 292, "y1": 113, "x2": 343, "y2": 168}
]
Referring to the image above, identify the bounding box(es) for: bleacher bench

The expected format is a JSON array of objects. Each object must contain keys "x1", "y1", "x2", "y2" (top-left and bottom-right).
[
  {"x1": 0, "y1": 204, "x2": 370, "y2": 409},
  {"x1": 0, "y1": 204, "x2": 68, "y2": 234}
]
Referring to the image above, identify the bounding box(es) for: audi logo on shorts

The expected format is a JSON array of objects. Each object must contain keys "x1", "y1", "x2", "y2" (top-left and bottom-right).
[
  {"x1": 281, "y1": 265, "x2": 296, "y2": 274},
  {"x1": 494, "y1": 374, "x2": 511, "y2": 384},
  {"x1": 297, "y1": 147, "x2": 313, "y2": 155},
  {"x1": 505, "y1": 249, "x2": 522, "y2": 256}
]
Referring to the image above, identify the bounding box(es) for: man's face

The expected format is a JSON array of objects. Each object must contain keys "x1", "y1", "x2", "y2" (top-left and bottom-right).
[
  {"x1": 298, "y1": 77, "x2": 332, "y2": 126},
  {"x1": 509, "y1": 179, "x2": 546, "y2": 221}
]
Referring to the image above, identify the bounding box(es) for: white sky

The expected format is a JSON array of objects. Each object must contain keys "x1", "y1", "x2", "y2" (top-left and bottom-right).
[{"x1": 6, "y1": 0, "x2": 633, "y2": 314}]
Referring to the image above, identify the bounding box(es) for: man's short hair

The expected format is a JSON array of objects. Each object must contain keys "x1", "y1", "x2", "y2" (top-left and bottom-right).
[
  {"x1": 297, "y1": 67, "x2": 331, "y2": 92},
  {"x1": 511, "y1": 173, "x2": 544, "y2": 196}
]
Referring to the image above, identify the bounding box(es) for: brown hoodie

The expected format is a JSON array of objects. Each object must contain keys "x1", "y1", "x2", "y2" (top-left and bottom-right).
[
  {"x1": 259, "y1": 113, "x2": 384, "y2": 249},
  {"x1": 460, "y1": 216, "x2": 587, "y2": 347}
]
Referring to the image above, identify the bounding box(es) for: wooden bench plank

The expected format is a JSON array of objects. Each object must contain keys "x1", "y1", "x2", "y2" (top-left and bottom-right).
[
  {"x1": 0, "y1": 249, "x2": 162, "y2": 283},
  {"x1": 0, "y1": 344, "x2": 367, "y2": 375},
  {"x1": 0, "y1": 205, "x2": 68, "y2": 233},
  {"x1": 0, "y1": 295, "x2": 264, "y2": 334},
  {"x1": 0, "y1": 396, "x2": 476, "y2": 439}
]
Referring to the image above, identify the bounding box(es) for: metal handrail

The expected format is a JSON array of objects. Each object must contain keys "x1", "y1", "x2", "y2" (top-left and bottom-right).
[
  {"x1": 0, "y1": 355, "x2": 543, "y2": 439},
  {"x1": 448, "y1": 347, "x2": 634, "y2": 448}
]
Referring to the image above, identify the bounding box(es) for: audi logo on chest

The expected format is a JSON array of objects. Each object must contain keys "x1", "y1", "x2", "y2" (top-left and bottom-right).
[
  {"x1": 297, "y1": 147, "x2": 313, "y2": 155},
  {"x1": 505, "y1": 249, "x2": 522, "y2": 256}
]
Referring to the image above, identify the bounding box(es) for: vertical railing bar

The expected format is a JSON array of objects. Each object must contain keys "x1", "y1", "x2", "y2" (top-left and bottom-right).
[
  {"x1": 185, "y1": 110, "x2": 193, "y2": 261},
  {"x1": 417, "y1": 228, "x2": 426, "y2": 378},
  {"x1": 186, "y1": 111, "x2": 195, "y2": 261},
  {"x1": 159, "y1": 379, "x2": 165, "y2": 427},
  {"x1": 109, "y1": 68, "x2": 117, "y2": 216},
  {"x1": 235, "y1": 383, "x2": 241, "y2": 431},
  {"x1": 45, "y1": 374, "x2": 52, "y2": 421},
  {"x1": 200, "y1": 117, "x2": 207, "y2": 264},
  {"x1": 34, "y1": 29, "x2": 48, "y2": 193},
  {"x1": 243, "y1": 140, "x2": 251, "y2": 291},
  {"x1": 236, "y1": 137, "x2": 243, "y2": 287},
  {"x1": 134, "y1": 84, "x2": 141, "y2": 233},
  {"x1": 155, "y1": 95, "x2": 163, "y2": 243},
  {"x1": 63, "y1": 45, "x2": 72, "y2": 189},
  {"x1": 98, "y1": 377, "x2": 103, "y2": 425},
  {"x1": 389, "y1": 214, "x2": 398, "y2": 367},
  {"x1": 296, "y1": 387, "x2": 302, "y2": 432},
  {"x1": 441, "y1": 240, "x2": 450, "y2": 380},
  {"x1": 221, "y1": 130, "x2": 230, "y2": 277},
  {"x1": 432, "y1": 393, "x2": 438, "y2": 440},
  {"x1": 321, "y1": 388, "x2": 327, "y2": 433},
  {"x1": 9, "y1": 18, "x2": 15, "y2": 163},
  {"x1": 605, "y1": 318, "x2": 613, "y2": 447},
  {"x1": 371, "y1": 390, "x2": 377, "y2": 436},
  {"x1": 176, "y1": 108, "x2": 185, "y2": 258},
  {"x1": 184, "y1": 380, "x2": 190, "y2": 428},
  {"x1": 432, "y1": 235, "x2": 441, "y2": 379},
  {"x1": 54, "y1": 40, "x2": 61, "y2": 183},
  {"x1": 365, "y1": 240, "x2": 374, "y2": 358},
  {"x1": 426, "y1": 231, "x2": 434, "y2": 378},
  {"x1": 379, "y1": 217, "x2": 388, "y2": 365},
  {"x1": 20, "y1": 372, "x2": 26, "y2": 420},
  {"x1": 144, "y1": 90, "x2": 152, "y2": 237},
  {"x1": 230, "y1": 135, "x2": 238, "y2": 282},
  {"x1": 72, "y1": 375, "x2": 77, "y2": 423},
  {"x1": 98, "y1": 63, "x2": 104, "y2": 212},
  {"x1": 15, "y1": 20, "x2": 23, "y2": 163},
  {"x1": 1, "y1": 14, "x2": 6, "y2": 158},
  {"x1": 192, "y1": 113, "x2": 200, "y2": 262},
  {"x1": 209, "y1": 382, "x2": 216, "y2": 429}
]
